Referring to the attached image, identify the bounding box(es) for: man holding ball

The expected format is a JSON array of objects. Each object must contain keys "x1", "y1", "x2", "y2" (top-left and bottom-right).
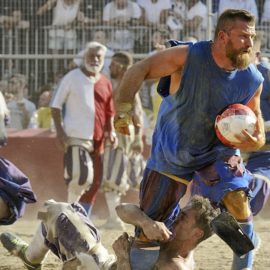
[{"x1": 114, "y1": 9, "x2": 264, "y2": 270}]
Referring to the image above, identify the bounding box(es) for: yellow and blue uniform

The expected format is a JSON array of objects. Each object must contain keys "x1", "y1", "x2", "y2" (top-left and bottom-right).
[{"x1": 132, "y1": 40, "x2": 264, "y2": 270}]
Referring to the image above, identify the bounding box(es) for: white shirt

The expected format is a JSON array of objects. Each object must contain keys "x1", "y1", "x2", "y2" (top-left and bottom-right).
[
  {"x1": 103, "y1": 1, "x2": 141, "y2": 22},
  {"x1": 218, "y1": 0, "x2": 258, "y2": 19},
  {"x1": 7, "y1": 98, "x2": 36, "y2": 130},
  {"x1": 52, "y1": 0, "x2": 80, "y2": 26},
  {"x1": 50, "y1": 68, "x2": 95, "y2": 140},
  {"x1": 137, "y1": 0, "x2": 171, "y2": 24},
  {"x1": 187, "y1": 1, "x2": 207, "y2": 29}
]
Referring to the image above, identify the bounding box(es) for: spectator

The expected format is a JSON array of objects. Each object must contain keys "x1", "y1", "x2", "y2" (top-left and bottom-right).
[
  {"x1": 256, "y1": 29, "x2": 269, "y2": 53},
  {"x1": 0, "y1": 0, "x2": 29, "y2": 30},
  {"x1": 29, "y1": 84, "x2": 53, "y2": 129},
  {"x1": 7, "y1": 74, "x2": 36, "y2": 130},
  {"x1": 166, "y1": 0, "x2": 187, "y2": 38},
  {"x1": 51, "y1": 42, "x2": 116, "y2": 205},
  {"x1": 80, "y1": 0, "x2": 107, "y2": 26},
  {"x1": 137, "y1": 0, "x2": 171, "y2": 29},
  {"x1": 184, "y1": 0, "x2": 208, "y2": 41},
  {"x1": 103, "y1": 0, "x2": 142, "y2": 51},
  {"x1": 218, "y1": 0, "x2": 258, "y2": 20},
  {"x1": 0, "y1": 80, "x2": 12, "y2": 103},
  {"x1": 149, "y1": 29, "x2": 170, "y2": 54},
  {"x1": 137, "y1": 0, "x2": 171, "y2": 27},
  {"x1": 261, "y1": 0, "x2": 270, "y2": 25},
  {"x1": 37, "y1": 0, "x2": 83, "y2": 53},
  {"x1": 74, "y1": 30, "x2": 114, "y2": 78}
]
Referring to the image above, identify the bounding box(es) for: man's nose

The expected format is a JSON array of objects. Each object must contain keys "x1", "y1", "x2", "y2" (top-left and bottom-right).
[{"x1": 246, "y1": 37, "x2": 253, "y2": 48}]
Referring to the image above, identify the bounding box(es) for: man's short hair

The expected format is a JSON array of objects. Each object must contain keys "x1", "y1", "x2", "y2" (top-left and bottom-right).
[
  {"x1": 214, "y1": 9, "x2": 256, "y2": 39},
  {"x1": 9, "y1": 74, "x2": 27, "y2": 88},
  {"x1": 84, "y1": 41, "x2": 107, "y2": 55},
  {"x1": 112, "y1": 51, "x2": 133, "y2": 69},
  {"x1": 189, "y1": 195, "x2": 220, "y2": 243}
]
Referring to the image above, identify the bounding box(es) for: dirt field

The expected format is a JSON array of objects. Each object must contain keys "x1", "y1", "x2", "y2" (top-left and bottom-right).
[{"x1": 0, "y1": 211, "x2": 270, "y2": 270}]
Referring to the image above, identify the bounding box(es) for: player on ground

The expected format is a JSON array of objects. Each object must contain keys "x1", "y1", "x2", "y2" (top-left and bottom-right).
[
  {"x1": 0, "y1": 158, "x2": 37, "y2": 226},
  {"x1": 0, "y1": 195, "x2": 218, "y2": 270}
]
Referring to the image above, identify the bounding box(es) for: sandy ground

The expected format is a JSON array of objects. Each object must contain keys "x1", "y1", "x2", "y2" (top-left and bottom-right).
[{"x1": 0, "y1": 213, "x2": 270, "y2": 270}]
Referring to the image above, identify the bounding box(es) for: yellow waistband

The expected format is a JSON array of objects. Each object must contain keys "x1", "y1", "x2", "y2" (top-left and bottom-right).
[{"x1": 160, "y1": 172, "x2": 189, "y2": 185}]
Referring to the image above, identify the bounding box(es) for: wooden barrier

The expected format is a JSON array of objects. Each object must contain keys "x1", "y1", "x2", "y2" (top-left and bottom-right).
[
  {"x1": 0, "y1": 128, "x2": 269, "y2": 219},
  {"x1": 0, "y1": 128, "x2": 139, "y2": 219}
]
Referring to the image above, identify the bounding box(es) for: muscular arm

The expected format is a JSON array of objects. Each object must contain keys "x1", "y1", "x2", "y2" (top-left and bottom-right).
[
  {"x1": 116, "y1": 45, "x2": 189, "y2": 104},
  {"x1": 114, "y1": 46, "x2": 188, "y2": 135},
  {"x1": 116, "y1": 203, "x2": 172, "y2": 242}
]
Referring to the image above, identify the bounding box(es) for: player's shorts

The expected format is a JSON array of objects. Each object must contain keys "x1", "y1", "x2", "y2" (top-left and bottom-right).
[
  {"x1": 39, "y1": 200, "x2": 114, "y2": 268},
  {"x1": 127, "y1": 153, "x2": 145, "y2": 190},
  {"x1": 137, "y1": 155, "x2": 252, "y2": 238},
  {"x1": 245, "y1": 151, "x2": 270, "y2": 216},
  {"x1": 102, "y1": 142, "x2": 129, "y2": 194},
  {"x1": 130, "y1": 246, "x2": 159, "y2": 270},
  {"x1": 102, "y1": 138, "x2": 145, "y2": 194},
  {"x1": 0, "y1": 158, "x2": 36, "y2": 225},
  {"x1": 191, "y1": 155, "x2": 252, "y2": 205},
  {"x1": 64, "y1": 145, "x2": 94, "y2": 202},
  {"x1": 135, "y1": 168, "x2": 187, "y2": 240}
]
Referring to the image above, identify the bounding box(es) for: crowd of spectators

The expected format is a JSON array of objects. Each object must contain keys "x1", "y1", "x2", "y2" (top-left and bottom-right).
[
  {"x1": 1, "y1": 0, "x2": 269, "y2": 54},
  {"x1": 0, "y1": 0, "x2": 270, "y2": 104}
]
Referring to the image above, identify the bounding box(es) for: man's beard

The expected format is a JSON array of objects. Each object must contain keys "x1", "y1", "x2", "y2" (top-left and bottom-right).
[
  {"x1": 84, "y1": 61, "x2": 103, "y2": 74},
  {"x1": 225, "y1": 40, "x2": 252, "y2": 70}
]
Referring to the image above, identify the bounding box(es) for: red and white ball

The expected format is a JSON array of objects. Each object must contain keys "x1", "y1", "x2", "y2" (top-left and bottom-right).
[{"x1": 215, "y1": 104, "x2": 257, "y2": 146}]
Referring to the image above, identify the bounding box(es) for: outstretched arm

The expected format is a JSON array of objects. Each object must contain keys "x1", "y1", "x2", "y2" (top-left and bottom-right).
[{"x1": 116, "y1": 203, "x2": 172, "y2": 242}]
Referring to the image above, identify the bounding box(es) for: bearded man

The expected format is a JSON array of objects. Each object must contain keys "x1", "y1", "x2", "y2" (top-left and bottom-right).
[{"x1": 51, "y1": 42, "x2": 117, "y2": 206}]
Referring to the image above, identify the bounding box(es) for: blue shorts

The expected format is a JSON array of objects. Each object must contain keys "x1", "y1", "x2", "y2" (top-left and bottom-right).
[
  {"x1": 137, "y1": 168, "x2": 187, "y2": 235},
  {"x1": 138, "y1": 155, "x2": 252, "y2": 237},
  {"x1": 0, "y1": 158, "x2": 37, "y2": 225},
  {"x1": 246, "y1": 151, "x2": 270, "y2": 216},
  {"x1": 130, "y1": 246, "x2": 159, "y2": 270},
  {"x1": 192, "y1": 155, "x2": 253, "y2": 205}
]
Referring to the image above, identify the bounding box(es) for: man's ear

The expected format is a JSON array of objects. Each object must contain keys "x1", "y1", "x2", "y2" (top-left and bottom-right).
[{"x1": 194, "y1": 228, "x2": 204, "y2": 241}]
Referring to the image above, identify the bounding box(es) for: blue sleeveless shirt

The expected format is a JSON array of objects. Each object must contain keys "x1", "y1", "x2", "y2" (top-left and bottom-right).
[{"x1": 147, "y1": 41, "x2": 264, "y2": 177}]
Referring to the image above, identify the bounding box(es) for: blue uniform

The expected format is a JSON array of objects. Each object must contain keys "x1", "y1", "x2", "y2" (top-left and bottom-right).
[
  {"x1": 148, "y1": 41, "x2": 263, "y2": 176},
  {"x1": 0, "y1": 158, "x2": 37, "y2": 225},
  {"x1": 132, "y1": 40, "x2": 264, "y2": 270},
  {"x1": 140, "y1": 40, "x2": 263, "y2": 222}
]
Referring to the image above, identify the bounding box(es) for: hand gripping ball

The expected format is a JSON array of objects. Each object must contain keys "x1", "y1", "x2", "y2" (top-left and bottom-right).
[{"x1": 215, "y1": 104, "x2": 257, "y2": 146}]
